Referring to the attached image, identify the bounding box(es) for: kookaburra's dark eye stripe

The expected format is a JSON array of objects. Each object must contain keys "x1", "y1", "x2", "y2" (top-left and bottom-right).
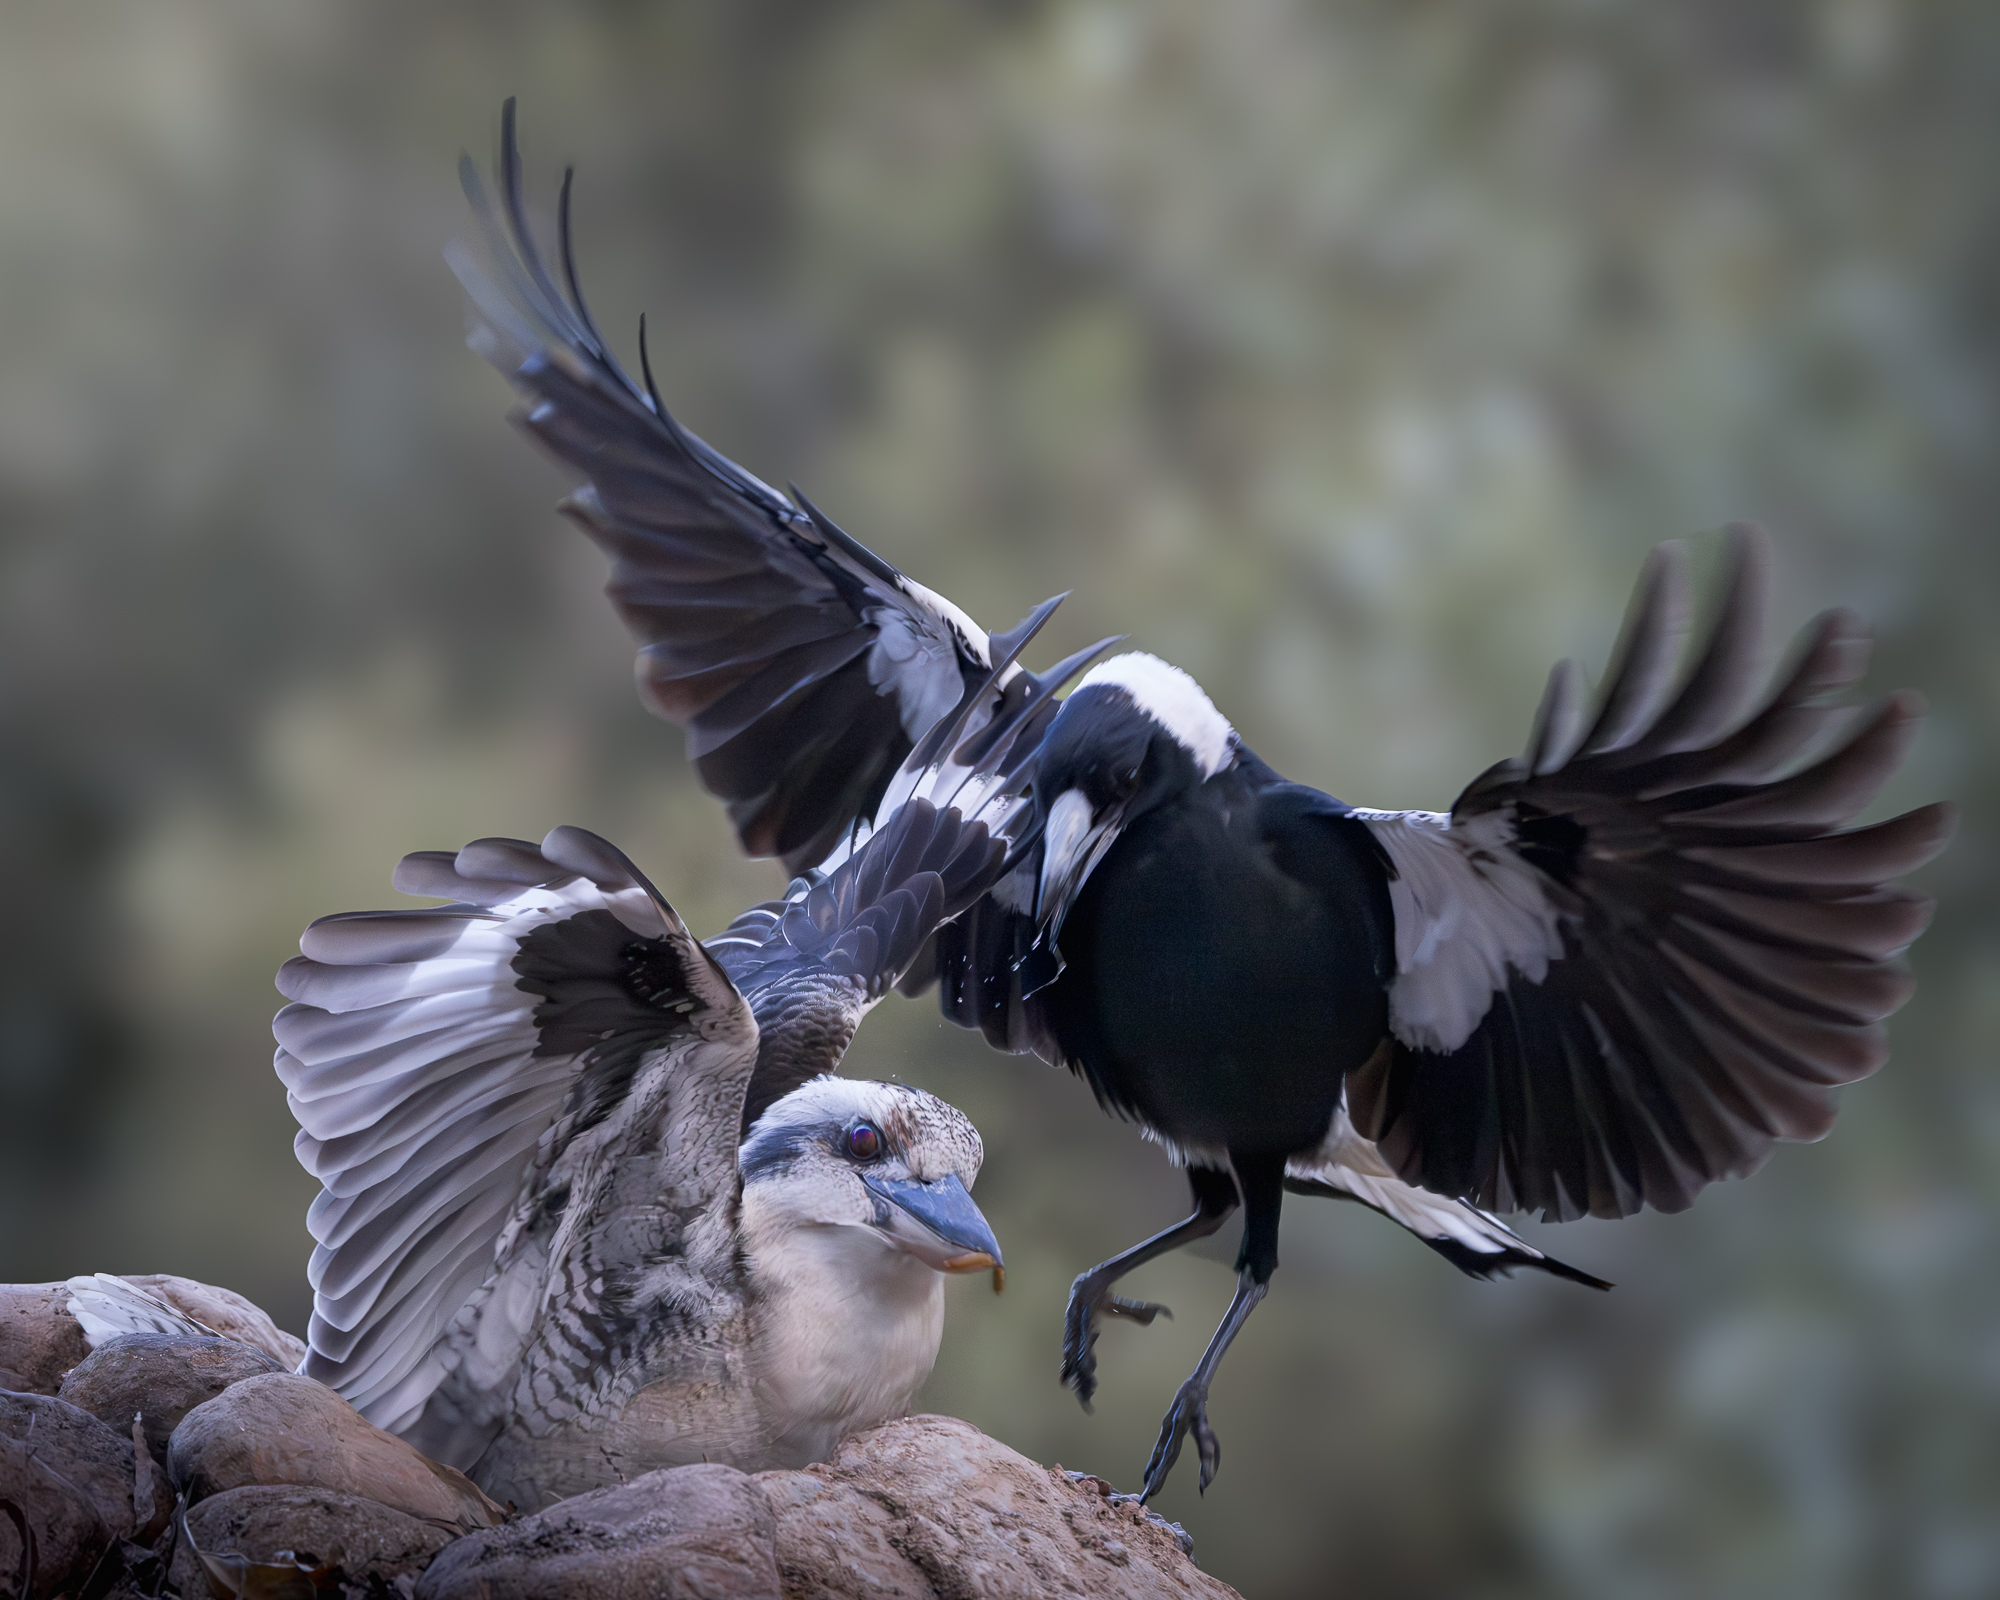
[{"x1": 736, "y1": 1119, "x2": 816, "y2": 1184}]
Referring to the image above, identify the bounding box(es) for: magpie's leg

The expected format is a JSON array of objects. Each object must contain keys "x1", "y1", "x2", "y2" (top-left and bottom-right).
[
  {"x1": 1140, "y1": 1153, "x2": 1284, "y2": 1501},
  {"x1": 1062, "y1": 1164, "x2": 1238, "y2": 1409}
]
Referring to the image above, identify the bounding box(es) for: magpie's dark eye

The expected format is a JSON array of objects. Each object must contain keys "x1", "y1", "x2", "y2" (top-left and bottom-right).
[{"x1": 846, "y1": 1124, "x2": 882, "y2": 1161}]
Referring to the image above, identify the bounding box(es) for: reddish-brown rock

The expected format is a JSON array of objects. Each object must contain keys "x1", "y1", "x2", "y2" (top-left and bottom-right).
[
  {"x1": 167, "y1": 1373, "x2": 504, "y2": 1532},
  {"x1": 0, "y1": 1282, "x2": 92, "y2": 1395},
  {"x1": 412, "y1": 1416, "x2": 1236, "y2": 1600},
  {"x1": 756, "y1": 1470, "x2": 934, "y2": 1598},
  {"x1": 167, "y1": 1484, "x2": 460, "y2": 1599},
  {"x1": 415, "y1": 1463, "x2": 782, "y2": 1600},
  {"x1": 759, "y1": 1414, "x2": 1235, "y2": 1599},
  {"x1": 0, "y1": 1390, "x2": 169, "y2": 1600},
  {"x1": 0, "y1": 1274, "x2": 306, "y2": 1401},
  {"x1": 59, "y1": 1332, "x2": 287, "y2": 1468},
  {"x1": 120, "y1": 1274, "x2": 308, "y2": 1370}
]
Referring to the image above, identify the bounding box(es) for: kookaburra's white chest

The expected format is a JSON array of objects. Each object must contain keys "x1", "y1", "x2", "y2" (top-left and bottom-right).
[{"x1": 740, "y1": 1214, "x2": 947, "y2": 1470}]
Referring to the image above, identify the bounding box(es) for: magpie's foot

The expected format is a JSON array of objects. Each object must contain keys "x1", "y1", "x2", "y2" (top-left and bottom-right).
[
  {"x1": 1060, "y1": 1274, "x2": 1171, "y2": 1409},
  {"x1": 1140, "y1": 1374, "x2": 1220, "y2": 1501}
]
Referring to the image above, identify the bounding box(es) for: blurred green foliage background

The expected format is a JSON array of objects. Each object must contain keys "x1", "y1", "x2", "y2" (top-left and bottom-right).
[{"x1": 1, "y1": 3, "x2": 1994, "y2": 1596}]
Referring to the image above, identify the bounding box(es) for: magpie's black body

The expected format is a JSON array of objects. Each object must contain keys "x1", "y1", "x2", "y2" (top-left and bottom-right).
[
  {"x1": 455, "y1": 106, "x2": 1953, "y2": 1502},
  {"x1": 1040, "y1": 757, "x2": 1394, "y2": 1161}
]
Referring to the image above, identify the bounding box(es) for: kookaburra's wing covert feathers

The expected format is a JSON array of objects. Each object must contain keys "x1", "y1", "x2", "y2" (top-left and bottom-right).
[{"x1": 272, "y1": 649, "x2": 1065, "y2": 1462}]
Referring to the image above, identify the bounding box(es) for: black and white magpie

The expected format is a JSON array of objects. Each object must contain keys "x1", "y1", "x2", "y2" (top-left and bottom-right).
[{"x1": 453, "y1": 108, "x2": 1952, "y2": 1501}]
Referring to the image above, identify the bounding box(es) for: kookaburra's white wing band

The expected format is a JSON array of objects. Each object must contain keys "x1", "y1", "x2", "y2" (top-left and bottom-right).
[
  {"x1": 276, "y1": 827, "x2": 756, "y2": 1443},
  {"x1": 271, "y1": 633, "x2": 1093, "y2": 1498}
]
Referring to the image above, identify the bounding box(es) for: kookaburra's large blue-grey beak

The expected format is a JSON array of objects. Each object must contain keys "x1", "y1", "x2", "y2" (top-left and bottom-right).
[
  {"x1": 1036, "y1": 788, "x2": 1124, "y2": 936},
  {"x1": 860, "y1": 1172, "x2": 1004, "y2": 1276}
]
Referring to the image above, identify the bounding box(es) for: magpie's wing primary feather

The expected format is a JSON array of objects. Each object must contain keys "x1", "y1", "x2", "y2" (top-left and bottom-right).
[
  {"x1": 1347, "y1": 524, "x2": 1952, "y2": 1221},
  {"x1": 449, "y1": 102, "x2": 1086, "y2": 873},
  {"x1": 273, "y1": 828, "x2": 756, "y2": 1448},
  {"x1": 709, "y1": 609, "x2": 1112, "y2": 1126}
]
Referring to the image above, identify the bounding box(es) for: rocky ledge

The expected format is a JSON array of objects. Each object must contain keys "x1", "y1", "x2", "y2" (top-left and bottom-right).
[{"x1": 0, "y1": 1278, "x2": 1238, "y2": 1599}]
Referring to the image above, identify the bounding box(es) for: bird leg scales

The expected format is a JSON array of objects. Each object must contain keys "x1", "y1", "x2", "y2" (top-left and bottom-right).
[
  {"x1": 1060, "y1": 1165, "x2": 1238, "y2": 1408},
  {"x1": 1139, "y1": 1151, "x2": 1285, "y2": 1499},
  {"x1": 1139, "y1": 1269, "x2": 1268, "y2": 1501}
]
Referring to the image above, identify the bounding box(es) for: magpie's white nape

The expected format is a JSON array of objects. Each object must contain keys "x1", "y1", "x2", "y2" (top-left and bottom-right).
[{"x1": 453, "y1": 112, "x2": 1949, "y2": 1505}]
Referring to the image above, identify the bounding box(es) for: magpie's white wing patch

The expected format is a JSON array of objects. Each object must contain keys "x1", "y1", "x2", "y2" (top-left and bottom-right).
[
  {"x1": 1345, "y1": 526, "x2": 1951, "y2": 1222},
  {"x1": 1349, "y1": 808, "x2": 1564, "y2": 1053},
  {"x1": 275, "y1": 828, "x2": 755, "y2": 1438}
]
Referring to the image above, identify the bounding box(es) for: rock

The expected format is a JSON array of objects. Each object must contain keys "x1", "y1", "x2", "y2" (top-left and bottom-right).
[
  {"x1": 0, "y1": 1282, "x2": 93, "y2": 1394},
  {"x1": 167, "y1": 1485, "x2": 460, "y2": 1599},
  {"x1": 168, "y1": 1373, "x2": 505, "y2": 1532},
  {"x1": 59, "y1": 1332, "x2": 287, "y2": 1469},
  {"x1": 120, "y1": 1274, "x2": 309, "y2": 1370},
  {"x1": 756, "y1": 1471, "x2": 934, "y2": 1598},
  {"x1": 761, "y1": 1414, "x2": 1237, "y2": 1599},
  {"x1": 415, "y1": 1415, "x2": 1238, "y2": 1600},
  {"x1": 0, "y1": 1274, "x2": 306, "y2": 1399},
  {"x1": 0, "y1": 1390, "x2": 169, "y2": 1600},
  {"x1": 416, "y1": 1463, "x2": 781, "y2": 1600}
]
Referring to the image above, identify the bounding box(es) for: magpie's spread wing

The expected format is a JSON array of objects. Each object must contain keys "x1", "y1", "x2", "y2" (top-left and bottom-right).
[
  {"x1": 273, "y1": 828, "x2": 756, "y2": 1443},
  {"x1": 450, "y1": 103, "x2": 1093, "y2": 872},
  {"x1": 1348, "y1": 526, "x2": 1952, "y2": 1221},
  {"x1": 708, "y1": 630, "x2": 1088, "y2": 1127}
]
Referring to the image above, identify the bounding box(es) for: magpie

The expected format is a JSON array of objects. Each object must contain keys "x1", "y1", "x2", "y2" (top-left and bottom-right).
[
  {"x1": 246, "y1": 638, "x2": 1088, "y2": 1510},
  {"x1": 452, "y1": 108, "x2": 1952, "y2": 1500}
]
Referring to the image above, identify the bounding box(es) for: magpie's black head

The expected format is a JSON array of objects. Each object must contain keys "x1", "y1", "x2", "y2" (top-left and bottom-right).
[{"x1": 1031, "y1": 652, "x2": 1236, "y2": 930}]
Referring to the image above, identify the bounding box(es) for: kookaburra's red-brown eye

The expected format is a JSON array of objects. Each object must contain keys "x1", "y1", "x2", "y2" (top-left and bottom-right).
[{"x1": 846, "y1": 1123, "x2": 882, "y2": 1161}]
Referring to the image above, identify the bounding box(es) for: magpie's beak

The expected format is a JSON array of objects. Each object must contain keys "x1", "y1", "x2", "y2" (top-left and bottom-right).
[
  {"x1": 1036, "y1": 788, "x2": 1122, "y2": 936},
  {"x1": 861, "y1": 1172, "x2": 1004, "y2": 1276}
]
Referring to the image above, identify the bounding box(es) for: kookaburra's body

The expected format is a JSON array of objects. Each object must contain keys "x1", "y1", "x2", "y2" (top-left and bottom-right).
[
  {"x1": 454, "y1": 106, "x2": 1952, "y2": 1501},
  {"x1": 257, "y1": 634, "x2": 1084, "y2": 1507},
  {"x1": 452, "y1": 1075, "x2": 992, "y2": 1507}
]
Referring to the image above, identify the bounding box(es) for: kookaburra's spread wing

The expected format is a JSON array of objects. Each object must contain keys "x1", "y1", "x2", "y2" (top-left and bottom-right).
[
  {"x1": 450, "y1": 102, "x2": 1101, "y2": 873},
  {"x1": 274, "y1": 828, "x2": 756, "y2": 1443},
  {"x1": 1346, "y1": 525, "x2": 1952, "y2": 1221},
  {"x1": 275, "y1": 624, "x2": 1090, "y2": 1458}
]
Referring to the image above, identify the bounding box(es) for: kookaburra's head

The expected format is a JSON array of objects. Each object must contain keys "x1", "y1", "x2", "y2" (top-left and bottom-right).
[
  {"x1": 1032, "y1": 652, "x2": 1237, "y2": 931},
  {"x1": 736, "y1": 1077, "x2": 1001, "y2": 1279},
  {"x1": 733, "y1": 1077, "x2": 1001, "y2": 1467}
]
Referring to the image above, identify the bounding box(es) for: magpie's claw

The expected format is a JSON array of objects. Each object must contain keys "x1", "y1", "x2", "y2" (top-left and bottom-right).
[
  {"x1": 1061, "y1": 1274, "x2": 1172, "y2": 1409},
  {"x1": 1105, "y1": 1294, "x2": 1171, "y2": 1325},
  {"x1": 1141, "y1": 1375, "x2": 1220, "y2": 1501}
]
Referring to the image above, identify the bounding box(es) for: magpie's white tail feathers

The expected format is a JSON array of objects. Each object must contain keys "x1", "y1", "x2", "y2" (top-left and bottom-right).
[{"x1": 1286, "y1": 1114, "x2": 1612, "y2": 1290}]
